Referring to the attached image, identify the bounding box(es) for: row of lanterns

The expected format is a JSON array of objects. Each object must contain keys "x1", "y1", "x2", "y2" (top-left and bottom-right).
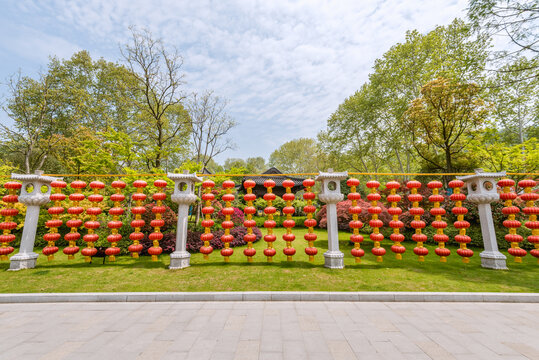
[
  {"x1": 344, "y1": 179, "x2": 477, "y2": 263},
  {"x1": 33, "y1": 180, "x2": 167, "y2": 262},
  {"x1": 0, "y1": 177, "x2": 537, "y2": 264}
]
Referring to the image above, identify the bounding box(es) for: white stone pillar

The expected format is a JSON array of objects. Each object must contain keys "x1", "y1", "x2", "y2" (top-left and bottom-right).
[
  {"x1": 457, "y1": 169, "x2": 507, "y2": 270},
  {"x1": 315, "y1": 169, "x2": 348, "y2": 269},
  {"x1": 9, "y1": 171, "x2": 57, "y2": 270},
  {"x1": 167, "y1": 171, "x2": 202, "y2": 269}
]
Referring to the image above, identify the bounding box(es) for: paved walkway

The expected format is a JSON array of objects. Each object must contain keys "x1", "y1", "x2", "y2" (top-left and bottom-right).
[{"x1": 1, "y1": 301, "x2": 538, "y2": 360}]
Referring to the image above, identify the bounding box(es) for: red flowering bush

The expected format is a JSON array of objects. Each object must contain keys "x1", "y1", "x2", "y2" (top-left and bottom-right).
[
  {"x1": 216, "y1": 207, "x2": 245, "y2": 226},
  {"x1": 316, "y1": 200, "x2": 392, "y2": 230},
  {"x1": 141, "y1": 202, "x2": 177, "y2": 233},
  {"x1": 140, "y1": 226, "x2": 263, "y2": 254}
]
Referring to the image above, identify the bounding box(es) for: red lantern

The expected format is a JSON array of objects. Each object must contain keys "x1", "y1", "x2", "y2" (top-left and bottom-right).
[
  {"x1": 498, "y1": 178, "x2": 525, "y2": 263},
  {"x1": 518, "y1": 179, "x2": 538, "y2": 263},
  {"x1": 63, "y1": 180, "x2": 86, "y2": 259},
  {"x1": 263, "y1": 179, "x2": 277, "y2": 262},
  {"x1": 407, "y1": 180, "x2": 428, "y2": 261},
  {"x1": 367, "y1": 181, "x2": 384, "y2": 262},
  {"x1": 386, "y1": 181, "x2": 405, "y2": 260},
  {"x1": 347, "y1": 178, "x2": 364, "y2": 262},
  {"x1": 220, "y1": 180, "x2": 236, "y2": 261},
  {"x1": 148, "y1": 180, "x2": 167, "y2": 261},
  {"x1": 242, "y1": 179, "x2": 257, "y2": 261},
  {"x1": 448, "y1": 180, "x2": 473, "y2": 264},
  {"x1": 129, "y1": 180, "x2": 147, "y2": 258},
  {"x1": 200, "y1": 180, "x2": 215, "y2": 259},
  {"x1": 282, "y1": 179, "x2": 296, "y2": 261},
  {"x1": 105, "y1": 180, "x2": 126, "y2": 262},
  {"x1": 302, "y1": 179, "x2": 318, "y2": 261},
  {"x1": 81, "y1": 181, "x2": 104, "y2": 262},
  {"x1": 41, "y1": 180, "x2": 66, "y2": 261},
  {"x1": 0, "y1": 182, "x2": 22, "y2": 260},
  {"x1": 428, "y1": 181, "x2": 450, "y2": 262}
]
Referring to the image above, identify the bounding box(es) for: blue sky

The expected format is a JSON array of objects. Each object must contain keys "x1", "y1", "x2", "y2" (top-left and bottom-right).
[{"x1": 0, "y1": 0, "x2": 468, "y2": 163}]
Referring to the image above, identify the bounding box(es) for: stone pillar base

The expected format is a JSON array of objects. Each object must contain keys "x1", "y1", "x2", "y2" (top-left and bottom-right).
[
  {"x1": 8, "y1": 253, "x2": 39, "y2": 271},
  {"x1": 480, "y1": 251, "x2": 508, "y2": 270},
  {"x1": 169, "y1": 251, "x2": 191, "y2": 269},
  {"x1": 323, "y1": 251, "x2": 344, "y2": 269}
]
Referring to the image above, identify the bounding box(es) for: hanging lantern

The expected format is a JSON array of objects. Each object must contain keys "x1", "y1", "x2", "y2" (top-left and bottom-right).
[
  {"x1": 0, "y1": 181, "x2": 22, "y2": 260},
  {"x1": 518, "y1": 179, "x2": 538, "y2": 263},
  {"x1": 42, "y1": 180, "x2": 66, "y2": 261},
  {"x1": 243, "y1": 179, "x2": 257, "y2": 261},
  {"x1": 106, "y1": 180, "x2": 126, "y2": 262},
  {"x1": 263, "y1": 179, "x2": 277, "y2": 262},
  {"x1": 220, "y1": 180, "x2": 236, "y2": 262},
  {"x1": 428, "y1": 181, "x2": 450, "y2": 262},
  {"x1": 346, "y1": 178, "x2": 364, "y2": 262},
  {"x1": 407, "y1": 180, "x2": 428, "y2": 261},
  {"x1": 129, "y1": 180, "x2": 147, "y2": 258},
  {"x1": 200, "y1": 180, "x2": 215, "y2": 259},
  {"x1": 64, "y1": 180, "x2": 86, "y2": 259},
  {"x1": 282, "y1": 179, "x2": 296, "y2": 261},
  {"x1": 448, "y1": 180, "x2": 473, "y2": 263},
  {"x1": 498, "y1": 179, "x2": 526, "y2": 262},
  {"x1": 366, "y1": 180, "x2": 385, "y2": 262},
  {"x1": 386, "y1": 181, "x2": 405, "y2": 259},
  {"x1": 81, "y1": 181, "x2": 104, "y2": 262},
  {"x1": 148, "y1": 180, "x2": 167, "y2": 261},
  {"x1": 303, "y1": 179, "x2": 318, "y2": 261}
]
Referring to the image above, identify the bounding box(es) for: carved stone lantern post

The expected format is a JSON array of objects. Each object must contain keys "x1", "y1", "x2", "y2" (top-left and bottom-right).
[
  {"x1": 457, "y1": 168, "x2": 507, "y2": 269},
  {"x1": 9, "y1": 170, "x2": 57, "y2": 270},
  {"x1": 167, "y1": 171, "x2": 202, "y2": 269},
  {"x1": 315, "y1": 169, "x2": 348, "y2": 269}
]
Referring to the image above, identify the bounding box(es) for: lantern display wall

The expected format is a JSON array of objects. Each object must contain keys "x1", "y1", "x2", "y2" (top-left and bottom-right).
[{"x1": 0, "y1": 168, "x2": 536, "y2": 271}]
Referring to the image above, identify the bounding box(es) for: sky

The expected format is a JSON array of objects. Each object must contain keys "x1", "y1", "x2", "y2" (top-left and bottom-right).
[{"x1": 0, "y1": 0, "x2": 469, "y2": 163}]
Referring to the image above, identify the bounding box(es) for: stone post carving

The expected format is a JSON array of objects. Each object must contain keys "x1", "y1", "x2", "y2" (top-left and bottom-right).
[
  {"x1": 457, "y1": 169, "x2": 507, "y2": 269},
  {"x1": 9, "y1": 170, "x2": 57, "y2": 270},
  {"x1": 167, "y1": 171, "x2": 202, "y2": 269},
  {"x1": 315, "y1": 169, "x2": 348, "y2": 269}
]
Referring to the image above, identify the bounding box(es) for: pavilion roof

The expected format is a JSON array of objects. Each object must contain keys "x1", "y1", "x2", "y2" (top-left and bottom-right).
[{"x1": 242, "y1": 167, "x2": 304, "y2": 188}]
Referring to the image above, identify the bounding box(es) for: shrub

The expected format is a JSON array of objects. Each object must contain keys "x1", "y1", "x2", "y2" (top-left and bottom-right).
[
  {"x1": 140, "y1": 226, "x2": 263, "y2": 254},
  {"x1": 141, "y1": 202, "x2": 177, "y2": 233},
  {"x1": 216, "y1": 207, "x2": 245, "y2": 226}
]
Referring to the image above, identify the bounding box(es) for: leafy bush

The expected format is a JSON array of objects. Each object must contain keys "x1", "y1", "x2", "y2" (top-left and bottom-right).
[
  {"x1": 140, "y1": 226, "x2": 263, "y2": 254},
  {"x1": 141, "y1": 202, "x2": 177, "y2": 233},
  {"x1": 216, "y1": 207, "x2": 245, "y2": 226}
]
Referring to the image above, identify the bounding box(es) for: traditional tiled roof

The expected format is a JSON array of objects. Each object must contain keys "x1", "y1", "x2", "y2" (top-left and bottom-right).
[{"x1": 242, "y1": 167, "x2": 304, "y2": 188}]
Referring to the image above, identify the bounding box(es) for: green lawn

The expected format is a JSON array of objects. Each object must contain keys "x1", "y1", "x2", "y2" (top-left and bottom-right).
[{"x1": 0, "y1": 228, "x2": 537, "y2": 293}]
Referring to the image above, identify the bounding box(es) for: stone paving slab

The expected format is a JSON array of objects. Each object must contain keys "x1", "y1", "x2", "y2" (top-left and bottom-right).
[
  {"x1": 0, "y1": 291, "x2": 538, "y2": 303},
  {"x1": 0, "y1": 301, "x2": 538, "y2": 360}
]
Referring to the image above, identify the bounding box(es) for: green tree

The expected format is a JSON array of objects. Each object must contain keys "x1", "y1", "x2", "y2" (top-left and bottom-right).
[
  {"x1": 268, "y1": 138, "x2": 322, "y2": 173},
  {"x1": 245, "y1": 157, "x2": 266, "y2": 173},
  {"x1": 487, "y1": 57, "x2": 539, "y2": 144},
  {"x1": 320, "y1": 19, "x2": 490, "y2": 175},
  {"x1": 121, "y1": 27, "x2": 191, "y2": 170},
  {"x1": 0, "y1": 71, "x2": 68, "y2": 173},
  {"x1": 403, "y1": 77, "x2": 489, "y2": 174},
  {"x1": 468, "y1": 0, "x2": 538, "y2": 59},
  {"x1": 467, "y1": 129, "x2": 538, "y2": 173}
]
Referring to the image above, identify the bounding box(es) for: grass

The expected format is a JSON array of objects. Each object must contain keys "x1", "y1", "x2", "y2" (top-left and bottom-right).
[{"x1": 0, "y1": 228, "x2": 537, "y2": 293}]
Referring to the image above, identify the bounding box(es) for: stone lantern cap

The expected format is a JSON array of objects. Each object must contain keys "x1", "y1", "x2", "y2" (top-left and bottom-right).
[
  {"x1": 167, "y1": 170, "x2": 202, "y2": 205},
  {"x1": 167, "y1": 170, "x2": 203, "y2": 183},
  {"x1": 11, "y1": 170, "x2": 58, "y2": 206},
  {"x1": 315, "y1": 169, "x2": 348, "y2": 204},
  {"x1": 456, "y1": 168, "x2": 506, "y2": 182},
  {"x1": 314, "y1": 169, "x2": 348, "y2": 182},
  {"x1": 457, "y1": 168, "x2": 505, "y2": 204},
  {"x1": 11, "y1": 170, "x2": 57, "y2": 184}
]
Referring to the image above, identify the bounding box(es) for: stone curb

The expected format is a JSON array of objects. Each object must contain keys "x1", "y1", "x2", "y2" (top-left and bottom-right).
[{"x1": 0, "y1": 292, "x2": 537, "y2": 303}]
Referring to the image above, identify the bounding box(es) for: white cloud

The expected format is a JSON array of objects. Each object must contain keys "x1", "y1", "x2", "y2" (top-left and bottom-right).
[{"x1": 1, "y1": 0, "x2": 470, "y2": 162}]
